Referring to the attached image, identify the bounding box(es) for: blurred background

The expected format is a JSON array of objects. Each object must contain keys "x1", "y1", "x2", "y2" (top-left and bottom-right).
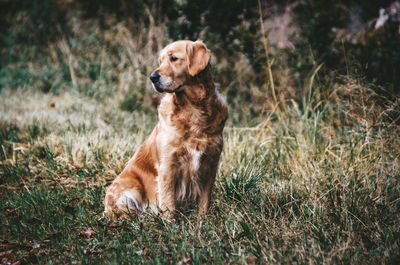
[{"x1": 0, "y1": 0, "x2": 399, "y2": 124}]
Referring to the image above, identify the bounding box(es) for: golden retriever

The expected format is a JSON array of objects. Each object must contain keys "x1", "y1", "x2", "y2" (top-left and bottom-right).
[{"x1": 104, "y1": 40, "x2": 228, "y2": 219}]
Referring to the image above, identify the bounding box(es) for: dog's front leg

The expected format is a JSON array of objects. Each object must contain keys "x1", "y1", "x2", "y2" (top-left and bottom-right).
[
  {"x1": 198, "y1": 161, "x2": 218, "y2": 215},
  {"x1": 157, "y1": 171, "x2": 176, "y2": 218}
]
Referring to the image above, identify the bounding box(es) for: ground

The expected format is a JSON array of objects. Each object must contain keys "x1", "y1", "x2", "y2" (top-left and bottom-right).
[{"x1": 1, "y1": 81, "x2": 399, "y2": 263}]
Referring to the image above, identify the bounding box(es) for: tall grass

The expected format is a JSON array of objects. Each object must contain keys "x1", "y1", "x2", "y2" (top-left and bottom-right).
[{"x1": 1, "y1": 11, "x2": 399, "y2": 264}]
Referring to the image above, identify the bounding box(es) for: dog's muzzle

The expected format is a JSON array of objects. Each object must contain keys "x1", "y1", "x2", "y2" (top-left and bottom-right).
[{"x1": 150, "y1": 73, "x2": 182, "y2": 93}]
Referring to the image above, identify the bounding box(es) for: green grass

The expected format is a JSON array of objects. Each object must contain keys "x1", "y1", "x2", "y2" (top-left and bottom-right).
[
  {"x1": 1, "y1": 13, "x2": 399, "y2": 264},
  {"x1": 1, "y1": 85, "x2": 399, "y2": 264}
]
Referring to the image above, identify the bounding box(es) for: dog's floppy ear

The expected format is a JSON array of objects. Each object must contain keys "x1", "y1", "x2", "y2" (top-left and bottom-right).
[{"x1": 187, "y1": 41, "x2": 211, "y2": 77}]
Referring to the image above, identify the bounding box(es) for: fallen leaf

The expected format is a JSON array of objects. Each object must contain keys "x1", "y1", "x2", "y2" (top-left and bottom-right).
[
  {"x1": 84, "y1": 228, "x2": 94, "y2": 238},
  {"x1": 5, "y1": 208, "x2": 15, "y2": 214},
  {"x1": 177, "y1": 257, "x2": 190, "y2": 265},
  {"x1": 245, "y1": 256, "x2": 257, "y2": 265}
]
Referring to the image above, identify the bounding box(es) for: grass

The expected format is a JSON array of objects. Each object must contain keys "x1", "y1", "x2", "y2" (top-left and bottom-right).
[{"x1": 1, "y1": 12, "x2": 400, "y2": 265}]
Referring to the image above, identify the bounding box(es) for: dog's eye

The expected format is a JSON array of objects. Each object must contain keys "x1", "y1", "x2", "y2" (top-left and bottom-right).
[{"x1": 170, "y1": 56, "x2": 178, "y2": 62}]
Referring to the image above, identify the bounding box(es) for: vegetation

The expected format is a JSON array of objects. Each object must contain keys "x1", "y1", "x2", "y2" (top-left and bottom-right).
[{"x1": 1, "y1": 0, "x2": 399, "y2": 264}]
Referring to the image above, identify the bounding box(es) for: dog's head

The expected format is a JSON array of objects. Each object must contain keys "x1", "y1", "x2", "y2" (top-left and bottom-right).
[{"x1": 150, "y1": 40, "x2": 211, "y2": 93}]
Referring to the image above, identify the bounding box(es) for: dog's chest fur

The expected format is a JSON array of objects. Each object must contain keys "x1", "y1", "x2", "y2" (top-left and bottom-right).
[{"x1": 157, "y1": 93, "x2": 224, "y2": 202}]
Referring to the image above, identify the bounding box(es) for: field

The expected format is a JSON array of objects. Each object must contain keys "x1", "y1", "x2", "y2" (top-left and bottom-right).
[{"x1": 1, "y1": 10, "x2": 400, "y2": 264}]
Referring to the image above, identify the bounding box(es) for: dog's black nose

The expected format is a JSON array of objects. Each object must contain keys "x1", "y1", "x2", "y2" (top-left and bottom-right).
[{"x1": 150, "y1": 73, "x2": 160, "y2": 83}]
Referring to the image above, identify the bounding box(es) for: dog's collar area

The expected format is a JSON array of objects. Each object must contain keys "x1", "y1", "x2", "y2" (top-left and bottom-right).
[
  {"x1": 174, "y1": 87, "x2": 185, "y2": 96},
  {"x1": 174, "y1": 85, "x2": 183, "y2": 93}
]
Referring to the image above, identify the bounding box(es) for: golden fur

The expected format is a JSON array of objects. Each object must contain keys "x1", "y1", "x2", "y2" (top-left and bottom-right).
[{"x1": 104, "y1": 40, "x2": 228, "y2": 219}]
